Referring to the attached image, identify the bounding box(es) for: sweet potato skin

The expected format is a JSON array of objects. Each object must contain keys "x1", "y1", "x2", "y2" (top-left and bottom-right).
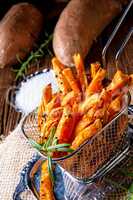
[
  {"x1": 53, "y1": 0, "x2": 122, "y2": 67},
  {"x1": 0, "y1": 3, "x2": 43, "y2": 68}
]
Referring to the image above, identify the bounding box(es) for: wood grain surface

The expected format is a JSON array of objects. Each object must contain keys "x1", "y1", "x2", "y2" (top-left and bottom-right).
[{"x1": 0, "y1": 3, "x2": 132, "y2": 137}]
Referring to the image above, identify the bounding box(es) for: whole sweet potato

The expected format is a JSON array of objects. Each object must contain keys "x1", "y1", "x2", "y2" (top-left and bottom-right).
[
  {"x1": 53, "y1": 0, "x2": 124, "y2": 66},
  {"x1": 0, "y1": 3, "x2": 43, "y2": 68}
]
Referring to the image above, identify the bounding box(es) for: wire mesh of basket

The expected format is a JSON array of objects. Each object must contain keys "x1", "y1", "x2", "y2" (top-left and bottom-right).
[{"x1": 22, "y1": 94, "x2": 129, "y2": 181}]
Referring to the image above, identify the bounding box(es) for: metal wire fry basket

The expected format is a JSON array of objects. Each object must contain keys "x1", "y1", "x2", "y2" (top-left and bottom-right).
[
  {"x1": 22, "y1": 94, "x2": 129, "y2": 181},
  {"x1": 22, "y1": 0, "x2": 132, "y2": 184}
]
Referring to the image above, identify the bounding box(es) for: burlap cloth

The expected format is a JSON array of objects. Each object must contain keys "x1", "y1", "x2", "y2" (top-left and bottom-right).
[{"x1": 0, "y1": 118, "x2": 37, "y2": 200}]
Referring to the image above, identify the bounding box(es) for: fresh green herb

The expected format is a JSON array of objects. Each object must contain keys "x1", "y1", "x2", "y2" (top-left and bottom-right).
[
  {"x1": 128, "y1": 183, "x2": 133, "y2": 200},
  {"x1": 52, "y1": 136, "x2": 58, "y2": 146},
  {"x1": 45, "y1": 127, "x2": 56, "y2": 149},
  {"x1": 29, "y1": 127, "x2": 74, "y2": 184},
  {"x1": 129, "y1": 183, "x2": 133, "y2": 194},
  {"x1": 48, "y1": 143, "x2": 70, "y2": 149},
  {"x1": 55, "y1": 147, "x2": 74, "y2": 153},
  {"x1": 29, "y1": 139, "x2": 42, "y2": 151},
  {"x1": 47, "y1": 155, "x2": 55, "y2": 184},
  {"x1": 14, "y1": 33, "x2": 53, "y2": 80},
  {"x1": 47, "y1": 143, "x2": 73, "y2": 153}
]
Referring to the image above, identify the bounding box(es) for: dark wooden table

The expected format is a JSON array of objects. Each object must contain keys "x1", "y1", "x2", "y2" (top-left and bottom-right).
[{"x1": 0, "y1": 5, "x2": 132, "y2": 137}]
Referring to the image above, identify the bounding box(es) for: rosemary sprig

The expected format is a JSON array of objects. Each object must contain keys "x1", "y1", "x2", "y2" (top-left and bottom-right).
[
  {"x1": 29, "y1": 139, "x2": 42, "y2": 151},
  {"x1": 29, "y1": 127, "x2": 74, "y2": 184},
  {"x1": 15, "y1": 33, "x2": 53, "y2": 80},
  {"x1": 47, "y1": 143, "x2": 73, "y2": 153},
  {"x1": 29, "y1": 138, "x2": 73, "y2": 154},
  {"x1": 48, "y1": 155, "x2": 55, "y2": 184},
  {"x1": 45, "y1": 127, "x2": 56, "y2": 149}
]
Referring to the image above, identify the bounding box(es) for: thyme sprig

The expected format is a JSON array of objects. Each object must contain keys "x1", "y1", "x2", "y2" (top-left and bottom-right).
[{"x1": 14, "y1": 33, "x2": 53, "y2": 80}]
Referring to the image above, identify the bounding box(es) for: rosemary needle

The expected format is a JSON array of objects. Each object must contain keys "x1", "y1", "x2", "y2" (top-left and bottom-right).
[
  {"x1": 48, "y1": 155, "x2": 55, "y2": 184},
  {"x1": 29, "y1": 126, "x2": 74, "y2": 183},
  {"x1": 15, "y1": 33, "x2": 53, "y2": 80}
]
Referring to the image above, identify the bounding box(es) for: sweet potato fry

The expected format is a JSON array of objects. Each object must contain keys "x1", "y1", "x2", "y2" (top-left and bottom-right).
[
  {"x1": 62, "y1": 68, "x2": 80, "y2": 93},
  {"x1": 49, "y1": 107, "x2": 63, "y2": 119},
  {"x1": 61, "y1": 91, "x2": 75, "y2": 106},
  {"x1": 90, "y1": 62, "x2": 101, "y2": 79},
  {"x1": 79, "y1": 93, "x2": 100, "y2": 113},
  {"x1": 73, "y1": 53, "x2": 88, "y2": 92},
  {"x1": 86, "y1": 68, "x2": 106, "y2": 95},
  {"x1": 45, "y1": 94, "x2": 61, "y2": 114},
  {"x1": 61, "y1": 91, "x2": 81, "y2": 108},
  {"x1": 99, "y1": 89, "x2": 112, "y2": 105},
  {"x1": 41, "y1": 107, "x2": 63, "y2": 138},
  {"x1": 74, "y1": 107, "x2": 96, "y2": 135},
  {"x1": 107, "y1": 70, "x2": 129, "y2": 95},
  {"x1": 41, "y1": 119, "x2": 58, "y2": 139},
  {"x1": 107, "y1": 95, "x2": 122, "y2": 121},
  {"x1": 52, "y1": 57, "x2": 65, "y2": 70},
  {"x1": 71, "y1": 119, "x2": 102, "y2": 150},
  {"x1": 38, "y1": 84, "x2": 52, "y2": 130},
  {"x1": 55, "y1": 107, "x2": 81, "y2": 143},
  {"x1": 52, "y1": 57, "x2": 70, "y2": 94},
  {"x1": 42, "y1": 84, "x2": 52, "y2": 105},
  {"x1": 40, "y1": 161, "x2": 55, "y2": 200}
]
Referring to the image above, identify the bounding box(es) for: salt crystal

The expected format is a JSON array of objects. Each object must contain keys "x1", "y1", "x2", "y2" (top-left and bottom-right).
[{"x1": 15, "y1": 69, "x2": 58, "y2": 114}]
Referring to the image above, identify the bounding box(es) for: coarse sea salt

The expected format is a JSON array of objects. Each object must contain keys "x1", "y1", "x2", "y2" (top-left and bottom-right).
[{"x1": 15, "y1": 69, "x2": 58, "y2": 114}]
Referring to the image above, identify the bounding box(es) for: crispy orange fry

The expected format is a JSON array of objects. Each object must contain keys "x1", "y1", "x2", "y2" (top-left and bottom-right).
[
  {"x1": 41, "y1": 107, "x2": 63, "y2": 138},
  {"x1": 73, "y1": 53, "x2": 88, "y2": 92},
  {"x1": 41, "y1": 119, "x2": 58, "y2": 139},
  {"x1": 71, "y1": 119, "x2": 102, "y2": 150},
  {"x1": 52, "y1": 57, "x2": 70, "y2": 94},
  {"x1": 90, "y1": 62, "x2": 101, "y2": 79},
  {"x1": 107, "y1": 70, "x2": 129, "y2": 94},
  {"x1": 55, "y1": 106, "x2": 80, "y2": 143},
  {"x1": 79, "y1": 93, "x2": 100, "y2": 113},
  {"x1": 42, "y1": 84, "x2": 52, "y2": 105},
  {"x1": 52, "y1": 57, "x2": 65, "y2": 70},
  {"x1": 74, "y1": 107, "x2": 95, "y2": 136},
  {"x1": 38, "y1": 84, "x2": 52, "y2": 131},
  {"x1": 49, "y1": 107, "x2": 63, "y2": 119},
  {"x1": 62, "y1": 68, "x2": 80, "y2": 93},
  {"x1": 40, "y1": 161, "x2": 55, "y2": 200},
  {"x1": 61, "y1": 91, "x2": 81, "y2": 108},
  {"x1": 86, "y1": 68, "x2": 106, "y2": 95},
  {"x1": 45, "y1": 95, "x2": 61, "y2": 114},
  {"x1": 108, "y1": 95, "x2": 122, "y2": 121}
]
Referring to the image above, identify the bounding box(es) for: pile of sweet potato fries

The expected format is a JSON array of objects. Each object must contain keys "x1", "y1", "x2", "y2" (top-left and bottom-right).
[
  {"x1": 38, "y1": 54, "x2": 132, "y2": 151},
  {"x1": 38, "y1": 54, "x2": 133, "y2": 200}
]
